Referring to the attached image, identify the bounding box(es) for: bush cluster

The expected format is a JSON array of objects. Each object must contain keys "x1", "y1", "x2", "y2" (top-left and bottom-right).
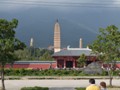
[
  {"x1": 4, "y1": 68, "x2": 120, "y2": 76},
  {"x1": 101, "y1": 70, "x2": 120, "y2": 76},
  {"x1": 4, "y1": 69, "x2": 83, "y2": 76},
  {"x1": 75, "y1": 88, "x2": 85, "y2": 90},
  {"x1": 21, "y1": 86, "x2": 48, "y2": 90}
]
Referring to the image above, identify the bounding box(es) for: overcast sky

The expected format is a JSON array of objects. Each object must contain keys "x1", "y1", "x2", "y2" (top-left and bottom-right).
[
  {"x1": 0, "y1": 0, "x2": 120, "y2": 47},
  {"x1": 0, "y1": 0, "x2": 120, "y2": 12}
]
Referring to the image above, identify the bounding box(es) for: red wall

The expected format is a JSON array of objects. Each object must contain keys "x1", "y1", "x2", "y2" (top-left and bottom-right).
[
  {"x1": 4, "y1": 63, "x2": 57, "y2": 70},
  {"x1": 2, "y1": 62, "x2": 120, "y2": 69}
]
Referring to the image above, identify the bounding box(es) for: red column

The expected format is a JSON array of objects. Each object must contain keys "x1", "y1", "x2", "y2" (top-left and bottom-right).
[
  {"x1": 64, "y1": 60, "x2": 66, "y2": 68},
  {"x1": 73, "y1": 60, "x2": 75, "y2": 68},
  {"x1": 56, "y1": 60, "x2": 58, "y2": 68}
]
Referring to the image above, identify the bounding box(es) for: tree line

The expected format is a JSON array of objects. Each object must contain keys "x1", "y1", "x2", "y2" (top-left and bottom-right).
[{"x1": 14, "y1": 47, "x2": 54, "y2": 61}]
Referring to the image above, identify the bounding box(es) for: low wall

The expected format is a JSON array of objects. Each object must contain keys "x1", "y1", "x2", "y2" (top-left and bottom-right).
[{"x1": 3, "y1": 76, "x2": 120, "y2": 80}]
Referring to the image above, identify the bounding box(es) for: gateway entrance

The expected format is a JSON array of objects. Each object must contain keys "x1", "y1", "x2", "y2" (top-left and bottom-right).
[{"x1": 66, "y1": 61, "x2": 73, "y2": 68}]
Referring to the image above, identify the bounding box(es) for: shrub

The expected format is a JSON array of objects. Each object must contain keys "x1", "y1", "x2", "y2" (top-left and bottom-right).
[
  {"x1": 101, "y1": 70, "x2": 108, "y2": 76},
  {"x1": 21, "y1": 86, "x2": 48, "y2": 90},
  {"x1": 113, "y1": 70, "x2": 120, "y2": 76},
  {"x1": 75, "y1": 88, "x2": 85, "y2": 90},
  {"x1": 4, "y1": 69, "x2": 120, "y2": 76},
  {"x1": 78, "y1": 72, "x2": 87, "y2": 76}
]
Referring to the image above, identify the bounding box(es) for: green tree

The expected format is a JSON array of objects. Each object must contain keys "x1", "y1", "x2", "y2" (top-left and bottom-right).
[
  {"x1": 14, "y1": 48, "x2": 31, "y2": 60},
  {"x1": 77, "y1": 54, "x2": 86, "y2": 68},
  {"x1": 0, "y1": 19, "x2": 25, "y2": 90},
  {"x1": 14, "y1": 48, "x2": 54, "y2": 60},
  {"x1": 40, "y1": 51, "x2": 53, "y2": 61},
  {"x1": 89, "y1": 25, "x2": 120, "y2": 86}
]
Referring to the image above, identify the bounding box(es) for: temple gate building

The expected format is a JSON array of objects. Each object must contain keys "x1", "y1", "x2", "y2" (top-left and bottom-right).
[
  {"x1": 53, "y1": 20, "x2": 97, "y2": 69},
  {"x1": 52, "y1": 46, "x2": 97, "y2": 69}
]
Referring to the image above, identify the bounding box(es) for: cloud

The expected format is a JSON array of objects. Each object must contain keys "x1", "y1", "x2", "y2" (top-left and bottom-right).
[
  {"x1": 0, "y1": 0, "x2": 39, "y2": 11},
  {"x1": 0, "y1": 0, "x2": 120, "y2": 12},
  {"x1": 112, "y1": 0, "x2": 120, "y2": 5}
]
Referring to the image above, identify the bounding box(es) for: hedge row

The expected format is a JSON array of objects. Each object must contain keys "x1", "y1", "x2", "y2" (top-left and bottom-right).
[
  {"x1": 4, "y1": 69, "x2": 120, "y2": 76},
  {"x1": 21, "y1": 87, "x2": 85, "y2": 90},
  {"x1": 75, "y1": 88, "x2": 85, "y2": 90},
  {"x1": 4, "y1": 69, "x2": 82, "y2": 76},
  {"x1": 21, "y1": 86, "x2": 48, "y2": 90}
]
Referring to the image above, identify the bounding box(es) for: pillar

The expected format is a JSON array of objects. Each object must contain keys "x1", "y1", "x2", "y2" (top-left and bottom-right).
[
  {"x1": 79, "y1": 38, "x2": 82, "y2": 48},
  {"x1": 64, "y1": 60, "x2": 66, "y2": 68},
  {"x1": 56, "y1": 60, "x2": 58, "y2": 68},
  {"x1": 73, "y1": 60, "x2": 75, "y2": 68}
]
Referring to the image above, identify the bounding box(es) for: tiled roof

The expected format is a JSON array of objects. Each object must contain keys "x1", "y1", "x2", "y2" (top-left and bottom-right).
[
  {"x1": 14, "y1": 61, "x2": 56, "y2": 64},
  {"x1": 52, "y1": 49, "x2": 95, "y2": 57}
]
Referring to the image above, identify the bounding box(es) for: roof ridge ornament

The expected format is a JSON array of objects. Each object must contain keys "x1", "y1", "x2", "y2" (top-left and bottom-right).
[
  {"x1": 67, "y1": 46, "x2": 92, "y2": 51},
  {"x1": 67, "y1": 45, "x2": 70, "y2": 49}
]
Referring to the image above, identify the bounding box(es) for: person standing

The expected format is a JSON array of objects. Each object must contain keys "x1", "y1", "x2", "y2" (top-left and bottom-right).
[
  {"x1": 100, "y1": 81, "x2": 107, "y2": 90},
  {"x1": 86, "y1": 78, "x2": 100, "y2": 90}
]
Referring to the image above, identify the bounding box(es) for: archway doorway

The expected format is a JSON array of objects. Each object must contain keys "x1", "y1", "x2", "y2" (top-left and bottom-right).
[{"x1": 66, "y1": 61, "x2": 73, "y2": 68}]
